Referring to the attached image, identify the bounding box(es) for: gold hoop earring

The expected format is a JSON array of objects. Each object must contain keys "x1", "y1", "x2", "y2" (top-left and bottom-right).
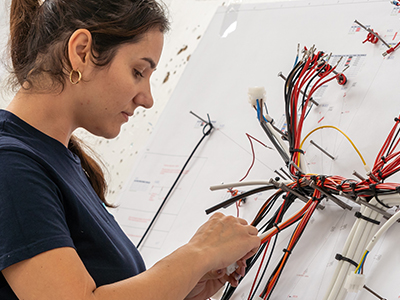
[{"x1": 69, "y1": 69, "x2": 82, "y2": 85}]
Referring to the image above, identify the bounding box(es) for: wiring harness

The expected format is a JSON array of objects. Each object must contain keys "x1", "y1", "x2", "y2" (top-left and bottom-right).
[{"x1": 207, "y1": 45, "x2": 400, "y2": 300}]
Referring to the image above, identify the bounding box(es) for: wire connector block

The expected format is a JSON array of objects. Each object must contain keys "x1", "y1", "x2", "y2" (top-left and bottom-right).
[
  {"x1": 344, "y1": 273, "x2": 366, "y2": 293},
  {"x1": 248, "y1": 86, "x2": 266, "y2": 107}
]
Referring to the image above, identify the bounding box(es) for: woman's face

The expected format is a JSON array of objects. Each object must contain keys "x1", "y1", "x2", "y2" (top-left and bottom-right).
[{"x1": 75, "y1": 28, "x2": 164, "y2": 139}]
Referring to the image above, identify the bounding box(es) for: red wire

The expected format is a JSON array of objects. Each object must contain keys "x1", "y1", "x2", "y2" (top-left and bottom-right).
[{"x1": 240, "y1": 133, "x2": 269, "y2": 182}]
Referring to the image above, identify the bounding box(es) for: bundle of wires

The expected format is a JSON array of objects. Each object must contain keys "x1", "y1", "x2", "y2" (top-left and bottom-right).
[{"x1": 213, "y1": 45, "x2": 400, "y2": 300}]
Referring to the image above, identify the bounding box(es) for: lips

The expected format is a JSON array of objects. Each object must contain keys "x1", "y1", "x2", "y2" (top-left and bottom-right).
[
  {"x1": 123, "y1": 111, "x2": 133, "y2": 117},
  {"x1": 121, "y1": 112, "x2": 132, "y2": 122}
]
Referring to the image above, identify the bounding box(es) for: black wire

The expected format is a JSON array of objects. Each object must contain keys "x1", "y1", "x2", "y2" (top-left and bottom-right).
[
  {"x1": 136, "y1": 113, "x2": 214, "y2": 248},
  {"x1": 205, "y1": 185, "x2": 275, "y2": 215},
  {"x1": 249, "y1": 234, "x2": 279, "y2": 300},
  {"x1": 385, "y1": 126, "x2": 400, "y2": 157},
  {"x1": 219, "y1": 193, "x2": 298, "y2": 300},
  {"x1": 261, "y1": 200, "x2": 318, "y2": 299}
]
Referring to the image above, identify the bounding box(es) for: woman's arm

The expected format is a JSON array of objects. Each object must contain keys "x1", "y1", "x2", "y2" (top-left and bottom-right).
[{"x1": 2, "y1": 213, "x2": 260, "y2": 300}]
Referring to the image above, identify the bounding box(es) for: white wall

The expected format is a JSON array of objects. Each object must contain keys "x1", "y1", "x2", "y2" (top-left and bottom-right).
[{"x1": 0, "y1": 0, "x2": 295, "y2": 203}]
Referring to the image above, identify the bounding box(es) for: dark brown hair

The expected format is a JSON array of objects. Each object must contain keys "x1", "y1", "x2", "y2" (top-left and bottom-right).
[{"x1": 9, "y1": 0, "x2": 170, "y2": 206}]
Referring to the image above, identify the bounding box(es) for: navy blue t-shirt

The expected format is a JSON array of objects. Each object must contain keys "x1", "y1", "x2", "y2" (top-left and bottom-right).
[{"x1": 0, "y1": 110, "x2": 146, "y2": 298}]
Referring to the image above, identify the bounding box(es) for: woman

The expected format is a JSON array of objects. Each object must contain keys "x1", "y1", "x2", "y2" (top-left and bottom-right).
[{"x1": 0, "y1": 1, "x2": 260, "y2": 299}]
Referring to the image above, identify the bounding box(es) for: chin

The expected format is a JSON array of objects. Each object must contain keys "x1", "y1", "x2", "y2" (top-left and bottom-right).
[{"x1": 88, "y1": 127, "x2": 121, "y2": 140}]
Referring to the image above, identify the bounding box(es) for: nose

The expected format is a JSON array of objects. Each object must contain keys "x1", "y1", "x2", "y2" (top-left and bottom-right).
[{"x1": 135, "y1": 80, "x2": 154, "y2": 109}]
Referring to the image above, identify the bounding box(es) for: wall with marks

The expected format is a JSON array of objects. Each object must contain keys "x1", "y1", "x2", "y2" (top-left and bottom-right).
[{"x1": 0, "y1": 0, "x2": 295, "y2": 203}]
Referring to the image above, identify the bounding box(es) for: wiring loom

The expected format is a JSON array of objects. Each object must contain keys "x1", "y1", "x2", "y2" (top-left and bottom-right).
[{"x1": 207, "y1": 45, "x2": 400, "y2": 300}]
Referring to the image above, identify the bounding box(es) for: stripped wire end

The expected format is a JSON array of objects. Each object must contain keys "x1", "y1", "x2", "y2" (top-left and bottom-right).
[
  {"x1": 391, "y1": 0, "x2": 400, "y2": 7},
  {"x1": 383, "y1": 46, "x2": 395, "y2": 57}
]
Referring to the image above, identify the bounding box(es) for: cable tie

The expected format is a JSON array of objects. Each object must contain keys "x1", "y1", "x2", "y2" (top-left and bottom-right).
[
  {"x1": 273, "y1": 223, "x2": 281, "y2": 233},
  {"x1": 354, "y1": 211, "x2": 380, "y2": 225},
  {"x1": 395, "y1": 117, "x2": 400, "y2": 123},
  {"x1": 377, "y1": 169, "x2": 383, "y2": 181},
  {"x1": 349, "y1": 182, "x2": 357, "y2": 196},
  {"x1": 381, "y1": 156, "x2": 387, "y2": 164},
  {"x1": 369, "y1": 184, "x2": 392, "y2": 208},
  {"x1": 283, "y1": 248, "x2": 292, "y2": 255},
  {"x1": 335, "y1": 253, "x2": 358, "y2": 268},
  {"x1": 291, "y1": 148, "x2": 304, "y2": 154}
]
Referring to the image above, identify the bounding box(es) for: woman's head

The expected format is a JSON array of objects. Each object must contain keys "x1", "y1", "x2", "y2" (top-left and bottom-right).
[{"x1": 9, "y1": 0, "x2": 170, "y2": 91}]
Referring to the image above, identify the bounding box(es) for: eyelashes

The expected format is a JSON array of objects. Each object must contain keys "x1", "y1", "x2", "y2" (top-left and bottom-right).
[{"x1": 133, "y1": 69, "x2": 144, "y2": 78}]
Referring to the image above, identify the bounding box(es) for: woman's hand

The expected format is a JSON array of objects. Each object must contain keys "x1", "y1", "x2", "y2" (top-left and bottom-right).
[
  {"x1": 184, "y1": 258, "x2": 247, "y2": 300},
  {"x1": 184, "y1": 212, "x2": 260, "y2": 300},
  {"x1": 188, "y1": 212, "x2": 260, "y2": 272}
]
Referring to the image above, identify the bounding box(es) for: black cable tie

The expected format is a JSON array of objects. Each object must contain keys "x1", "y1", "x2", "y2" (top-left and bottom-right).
[
  {"x1": 369, "y1": 184, "x2": 391, "y2": 208},
  {"x1": 350, "y1": 182, "x2": 356, "y2": 193},
  {"x1": 290, "y1": 147, "x2": 304, "y2": 154},
  {"x1": 381, "y1": 156, "x2": 387, "y2": 164},
  {"x1": 395, "y1": 117, "x2": 400, "y2": 123},
  {"x1": 337, "y1": 184, "x2": 344, "y2": 191},
  {"x1": 377, "y1": 169, "x2": 383, "y2": 181},
  {"x1": 335, "y1": 253, "x2": 358, "y2": 268},
  {"x1": 273, "y1": 223, "x2": 281, "y2": 233},
  {"x1": 354, "y1": 211, "x2": 380, "y2": 225},
  {"x1": 283, "y1": 248, "x2": 292, "y2": 255},
  {"x1": 319, "y1": 175, "x2": 326, "y2": 186}
]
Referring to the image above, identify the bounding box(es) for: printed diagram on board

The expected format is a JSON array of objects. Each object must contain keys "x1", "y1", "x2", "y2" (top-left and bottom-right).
[{"x1": 114, "y1": 153, "x2": 207, "y2": 249}]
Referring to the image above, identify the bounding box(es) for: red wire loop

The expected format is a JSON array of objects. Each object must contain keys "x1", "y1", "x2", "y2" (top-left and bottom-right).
[
  {"x1": 336, "y1": 73, "x2": 347, "y2": 85},
  {"x1": 363, "y1": 31, "x2": 379, "y2": 44}
]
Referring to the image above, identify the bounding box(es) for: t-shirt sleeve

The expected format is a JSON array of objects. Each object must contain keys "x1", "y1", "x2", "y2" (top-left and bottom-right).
[{"x1": 0, "y1": 149, "x2": 75, "y2": 271}]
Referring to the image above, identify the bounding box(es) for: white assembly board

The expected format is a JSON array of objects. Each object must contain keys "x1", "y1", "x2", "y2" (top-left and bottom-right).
[{"x1": 113, "y1": 1, "x2": 400, "y2": 299}]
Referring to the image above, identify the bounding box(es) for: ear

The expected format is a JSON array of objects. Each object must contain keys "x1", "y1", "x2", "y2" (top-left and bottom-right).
[{"x1": 68, "y1": 29, "x2": 93, "y2": 71}]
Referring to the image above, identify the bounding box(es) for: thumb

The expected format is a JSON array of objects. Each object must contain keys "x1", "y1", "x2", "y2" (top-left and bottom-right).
[{"x1": 203, "y1": 269, "x2": 226, "y2": 281}]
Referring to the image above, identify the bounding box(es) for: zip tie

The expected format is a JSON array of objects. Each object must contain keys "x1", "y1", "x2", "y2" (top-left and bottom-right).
[
  {"x1": 283, "y1": 248, "x2": 292, "y2": 255},
  {"x1": 369, "y1": 184, "x2": 392, "y2": 208},
  {"x1": 273, "y1": 223, "x2": 281, "y2": 233},
  {"x1": 335, "y1": 253, "x2": 358, "y2": 268},
  {"x1": 291, "y1": 148, "x2": 305, "y2": 154},
  {"x1": 354, "y1": 211, "x2": 380, "y2": 225}
]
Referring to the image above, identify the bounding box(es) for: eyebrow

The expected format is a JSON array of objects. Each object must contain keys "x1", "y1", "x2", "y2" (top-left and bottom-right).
[{"x1": 141, "y1": 57, "x2": 156, "y2": 69}]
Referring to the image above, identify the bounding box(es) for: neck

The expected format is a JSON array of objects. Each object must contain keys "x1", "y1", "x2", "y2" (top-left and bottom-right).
[{"x1": 7, "y1": 89, "x2": 78, "y2": 147}]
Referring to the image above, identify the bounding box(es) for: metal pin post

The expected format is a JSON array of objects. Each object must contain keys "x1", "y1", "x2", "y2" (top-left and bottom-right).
[
  {"x1": 352, "y1": 170, "x2": 366, "y2": 181},
  {"x1": 356, "y1": 197, "x2": 393, "y2": 219},
  {"x1": 310, "y1": 140, "x2": 335, "y2": 160},
  {"x1": 310, "y1": 181, "x2": 353, "y2": 210},
  {"x1": 354, "y1": 20, "x2": 391, "y2": 48},
  {"x1": 363, "y1": 285, "x2": 387, "y2": 300},
  {"x1": 269, "y1": 179, "x2": 325, "y2": 210}
]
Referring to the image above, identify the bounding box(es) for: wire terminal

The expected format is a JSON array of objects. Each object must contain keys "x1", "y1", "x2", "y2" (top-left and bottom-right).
[
  {"x1": 248, "y1": 87, "x2": 266, "y2": 107},
  {"x1": 344, "y1": 273, "x2": 366, "y2": 293}
]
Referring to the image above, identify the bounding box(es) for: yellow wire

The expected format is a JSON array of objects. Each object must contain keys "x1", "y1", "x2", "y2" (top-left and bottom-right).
[
  {"x1": 298, "y1": 125, "x2": 367, "y2": 167},
  {"x1": 354, "y1": 250, "x2": 368, "y2": 274}
]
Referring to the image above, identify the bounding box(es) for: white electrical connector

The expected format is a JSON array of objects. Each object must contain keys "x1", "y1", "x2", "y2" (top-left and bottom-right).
[
  {"x1": 226, "y1": 262, "x2": 239, "y2": 275},
  {"x1": 343, "y1": 273, "x2": 366, "y2": 293},
  {"x1": 248, "y1": 86, "x2": 275, "y2": 123},
  {"x1": 248, "y1": 86, "x2": 266, "y2": 106}
]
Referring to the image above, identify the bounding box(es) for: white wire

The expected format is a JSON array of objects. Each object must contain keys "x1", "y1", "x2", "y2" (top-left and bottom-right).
[
  {"x1": 323, "y1": 193, "x2": 400, "y2": 300},
  {"x1": 324, "y1": 198, "x2": 384, "y2": 300},
  {"x1": 209, "y1": 180, "x2": 292, "y2": 191},
  {"x1": 366, "y1": 206, "x2": 400, "y2": 251}
]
